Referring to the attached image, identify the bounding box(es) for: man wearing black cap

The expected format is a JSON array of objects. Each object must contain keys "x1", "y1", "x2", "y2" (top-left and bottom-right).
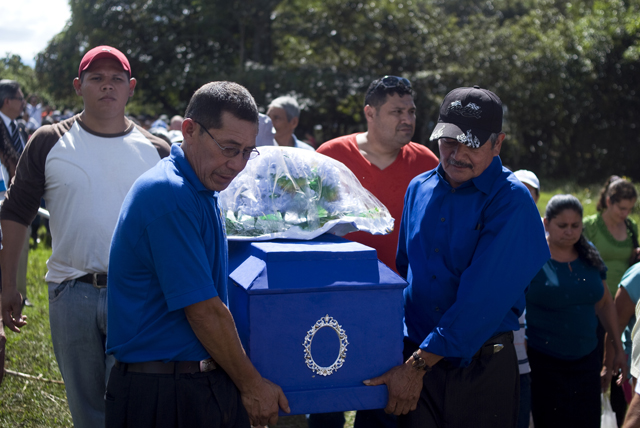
[
  {"x1": 364, "y1": 86, "x2": 550, "y2": 427},
  {"x1": 0, "y1": 46, "x2": 170, "y2": 428}
]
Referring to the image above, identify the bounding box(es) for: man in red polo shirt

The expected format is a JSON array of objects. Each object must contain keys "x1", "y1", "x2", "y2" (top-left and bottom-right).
[
  {"x1": 318, "y1": 76, "x2": 438, "y2": 275},
  {"x1": 311, "y1": 76, "x2": 438, "y2": 428}
]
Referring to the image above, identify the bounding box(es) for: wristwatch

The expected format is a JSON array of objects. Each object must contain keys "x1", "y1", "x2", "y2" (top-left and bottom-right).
[{"x1": 411, "y1": 351, "x2": 432, "y2": 372}]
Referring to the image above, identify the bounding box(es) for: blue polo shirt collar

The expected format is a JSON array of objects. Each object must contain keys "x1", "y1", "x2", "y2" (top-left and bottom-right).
[
  {"x1": 433, "y1": 156, "x2": 502, "y2": 194},
  {"x1": 171, "y1": 143, "x2": 218, "y2": 197}
]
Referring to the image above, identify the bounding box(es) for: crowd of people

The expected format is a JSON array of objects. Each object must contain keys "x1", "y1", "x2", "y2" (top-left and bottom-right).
[{"x1": 1, "y1": 44, "x2": 640, "y2": 428}]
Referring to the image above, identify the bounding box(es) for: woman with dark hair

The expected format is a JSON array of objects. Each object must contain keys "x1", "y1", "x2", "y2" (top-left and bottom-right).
[
  {"x1": 584, "y1": 176, "x2": 639, "y2": 424},
  {"x1": 527, "y1": 194, "x2": 626, "y2": 428},
  {"x1": 584, "y1": 176, "x2": 639, "y2": 296}
]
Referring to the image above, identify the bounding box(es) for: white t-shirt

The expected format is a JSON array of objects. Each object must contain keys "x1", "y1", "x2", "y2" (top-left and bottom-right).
[{"x1": 1, "y1": 115, "x2": 169, "y2": 283}]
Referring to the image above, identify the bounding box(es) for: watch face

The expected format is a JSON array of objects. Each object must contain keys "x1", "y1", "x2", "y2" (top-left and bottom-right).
[{"x1": 412, "y1": 351, "x2": 426, "y2": 369}]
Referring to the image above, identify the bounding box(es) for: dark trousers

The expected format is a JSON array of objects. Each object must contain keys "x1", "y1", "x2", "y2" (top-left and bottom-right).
[
  {"x1": 354, "y1": 408, "x2": 397, "y2": 428},
  {"x1": 597, "y1": 320, "x2": 628, "y2": 426},
  {"x1": 105, "y1": 362, "x2": 250, "y2": 428},
  {"x1": 309, "y1": 408, "x2": 398, "y2": 428},
  {"x1": 398, "y1": 332, "x2": 519, "y2": 428},
  {"x1": 529, "y1": 346, "x2": 601, "y2": 428},
  {"x1": 306, "y1": 411, "x2": 345, "y2": 428},
  {"x1": 611, "y1": 375, "x2": 628, "y2": 426},
  {"x1": 516, "y1": 373, "x2": 531, "y2": 428}
]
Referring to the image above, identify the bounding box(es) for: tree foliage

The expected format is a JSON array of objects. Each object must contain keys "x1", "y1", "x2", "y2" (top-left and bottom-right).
[
  {"x1": 15, "y1": 0, "x2": 640, "y2": 180},
  {"x1": 0, "y1": 55, "x2": 42, "y2": 100}
]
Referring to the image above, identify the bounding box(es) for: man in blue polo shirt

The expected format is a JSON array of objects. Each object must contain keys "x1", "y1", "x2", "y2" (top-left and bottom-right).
[
  {"x1": 106, "y1": 81, "x2": 289, "y2": 428},
  {"x1": 365, "y1": 86, "x2": 549, "y2": 427}
]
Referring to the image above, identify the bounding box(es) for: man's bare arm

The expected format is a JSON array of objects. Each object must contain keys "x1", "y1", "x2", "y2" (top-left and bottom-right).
[
  {"x1": 185, "y1": 296, "x2": 289, "y2": 426},
  {"x1": 603, "y1": 287, "x2": 635, "y2": 388},
  {"x1": 596, "y1": 281, "x2": 627, "y2": 385},
  {"x1": 0, "y1": 219, "x2": 28, "y2": 332},
  {"x1": 624, "y1": 392, "x2": 640, "y2": 428}
]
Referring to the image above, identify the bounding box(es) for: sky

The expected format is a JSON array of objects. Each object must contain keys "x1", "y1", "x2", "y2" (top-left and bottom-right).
[{"x1": 0, "y1": 0, "x2": 72, "y2": 68}]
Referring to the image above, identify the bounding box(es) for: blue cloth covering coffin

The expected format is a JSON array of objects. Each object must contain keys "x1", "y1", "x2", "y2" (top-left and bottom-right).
[{"x1": 227, "y1": 234, "x2": 407, "y2": 415}]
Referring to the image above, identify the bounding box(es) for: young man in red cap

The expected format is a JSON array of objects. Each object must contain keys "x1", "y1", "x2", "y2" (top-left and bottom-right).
[{"x1": 0, "y1": 46, "x2": 170, "y2": 428}]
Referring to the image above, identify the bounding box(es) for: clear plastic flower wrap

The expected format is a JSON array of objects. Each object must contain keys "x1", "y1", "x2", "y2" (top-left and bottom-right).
[{"x1": 220, "y1": 146, "x2": 394, "y2": 240}]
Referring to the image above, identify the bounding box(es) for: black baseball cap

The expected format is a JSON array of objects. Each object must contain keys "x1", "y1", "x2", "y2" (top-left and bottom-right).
[{"x1": 429, "y1": 85, "x2": 503, "y2": 148}]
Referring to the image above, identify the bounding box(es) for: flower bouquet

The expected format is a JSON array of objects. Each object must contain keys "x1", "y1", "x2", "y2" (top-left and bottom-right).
[{"x1": 219, "y1": 146, "x2": 393, "y2": 240}]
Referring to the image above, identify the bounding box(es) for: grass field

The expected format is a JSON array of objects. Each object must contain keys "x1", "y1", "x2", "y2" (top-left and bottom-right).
[
  {"x1": 535, "y1": 182, "x2": 640, "y2": 226},
  {"x1": 0, "y1": 246, "x2": 72, "y2": 427},
  {"x1": 1, "y1": 184, "x2": 638, "y2": 427},
  {"x1": 0, "y1": 244, "x2": 352, "y2": 427}
]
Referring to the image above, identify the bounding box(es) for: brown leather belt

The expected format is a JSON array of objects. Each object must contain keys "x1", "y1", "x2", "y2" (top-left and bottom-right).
[
  {"x1": 76, "y1": 273, "x2": 108, "y2": 288},
  {"x1": 115, "y1": 358, "x2": 217, "y2": 374}
]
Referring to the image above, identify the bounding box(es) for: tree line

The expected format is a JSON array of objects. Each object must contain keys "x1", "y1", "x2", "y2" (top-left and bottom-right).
[{"x1": 3, "y1": 0, "x2": 640, "y2": 181}]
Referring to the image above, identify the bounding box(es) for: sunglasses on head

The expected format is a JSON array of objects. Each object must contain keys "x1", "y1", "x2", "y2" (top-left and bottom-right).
[{"x1": 376, "y1": 75, "x2": 412, "y2": 90}]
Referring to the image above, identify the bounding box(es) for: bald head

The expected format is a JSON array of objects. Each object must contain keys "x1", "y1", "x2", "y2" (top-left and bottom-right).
[{"x1": 170, "y1": 115, "x2": 184, "y2": 131}]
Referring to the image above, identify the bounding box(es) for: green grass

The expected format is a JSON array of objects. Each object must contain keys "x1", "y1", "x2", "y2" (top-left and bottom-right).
[
  {"x1": 536, "y1": 182, "x2": 640, "y2": 225},
  {"x1": 12, "y1": 181, "x2": 640, "y2": 427},
  {"x1": 0, "y1": 244, "x2": 355, "y2": 428},
  {"x1": 0, "y1": 246, "x2": 72, "y2": 427},
  {"x1": 5, "y1": 183, "x2": 639, "y2": 428}
]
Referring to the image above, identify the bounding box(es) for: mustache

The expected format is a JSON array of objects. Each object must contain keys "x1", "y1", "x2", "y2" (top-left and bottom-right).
[{"x1": 447, "y1": 158, "x2": 472, "y2": 169}]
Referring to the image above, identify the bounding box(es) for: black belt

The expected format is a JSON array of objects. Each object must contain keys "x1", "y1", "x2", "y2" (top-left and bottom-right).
[
  {"x1": 474, "y1": 331, "x2": 514, "y2": 358},
  {"x1": 115, "y1": 358, "x2": 217, "y2": 374},
  {"x1": 76, "y1": 273, "x2": 108, "y2": 288}
]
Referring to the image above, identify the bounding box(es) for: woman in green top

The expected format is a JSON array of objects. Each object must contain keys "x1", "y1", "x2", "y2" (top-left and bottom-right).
[
  {"x1": 583, "y1": 175, "x2": 638, "y2": 426},
  {"x1": 583, "y1": 176, "x2": 639, "y2": 296}
]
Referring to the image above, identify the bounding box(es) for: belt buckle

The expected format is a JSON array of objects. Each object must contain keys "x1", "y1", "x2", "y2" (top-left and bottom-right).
[
  {"x1": 493, "y1": 344, "x2": 504, "y2": 354},
  {"x1": 199, "y1": 358, "x2": 216, "y2": 372},
  {"x1": 92, "y1": 273, "x2": 106, "y2": 289}
]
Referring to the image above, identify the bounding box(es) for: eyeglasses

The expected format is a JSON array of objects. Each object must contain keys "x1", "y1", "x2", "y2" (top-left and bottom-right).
[
  {"x1": 10, "y1": 96, "x2": 25, "y2": 102},
  {"x1": 377, "y1": 75, "x2": 412, "y2": 90},
  {"x1": 194, "y1": 120, "x2": 260, "y2": 161}
]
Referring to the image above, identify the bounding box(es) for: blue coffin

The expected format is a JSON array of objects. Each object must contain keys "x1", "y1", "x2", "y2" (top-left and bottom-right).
[{"x1": 227, "y1": 234, "x2": 407, "y2": 416}]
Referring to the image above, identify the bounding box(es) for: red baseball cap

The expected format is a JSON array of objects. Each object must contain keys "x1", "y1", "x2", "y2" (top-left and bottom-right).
[{"x1": 78, "y1": 46, "x2": 131, "y2": 79}]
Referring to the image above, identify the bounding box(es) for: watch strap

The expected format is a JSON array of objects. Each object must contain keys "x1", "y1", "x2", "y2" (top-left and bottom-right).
[{"x1": 411, "y1": 351, "x2": 432, "y2": 372}]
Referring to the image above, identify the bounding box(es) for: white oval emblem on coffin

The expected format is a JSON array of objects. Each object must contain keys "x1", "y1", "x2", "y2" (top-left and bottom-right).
[
  {"x1": 227, "y1": 235, "x2": 407, "y2": 415},
  {"x1": 303, "y1": 314, "x2": 349, "y2": 376}
]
